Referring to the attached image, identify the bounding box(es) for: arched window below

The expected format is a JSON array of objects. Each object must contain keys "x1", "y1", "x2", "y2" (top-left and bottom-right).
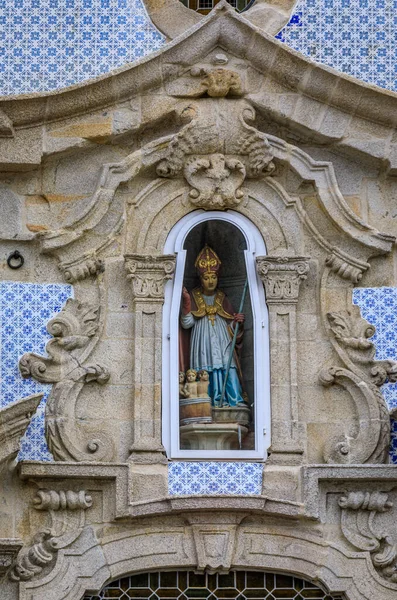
[
  {"x1": 163, "y1": 211, "x2": 270, "y2": 460},
  {"x1": 84, "y1": 570, "x2": 342, "y2": 600}
]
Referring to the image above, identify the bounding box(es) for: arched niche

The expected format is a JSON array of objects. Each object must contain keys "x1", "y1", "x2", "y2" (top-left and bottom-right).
[{"x1": 162, "y1": 210, "x2": 270, "y2": 460}]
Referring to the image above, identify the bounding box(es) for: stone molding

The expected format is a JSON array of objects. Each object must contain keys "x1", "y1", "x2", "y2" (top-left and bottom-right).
[
  {"x1": 19, "y1": 299, "x2": 112, "y2": 462},
  {"x1": 141, "y1": 0, "x2": 297, "y2": 40},
  {"x1": 124, "y1": 254, "x2": 175, "y2": 301},
  {"x1": 156, "y1": 95, "x2": 275, "y2": 210},
  {"x1": 256, "y1": 256, "x2": 310, "y2": 304}
]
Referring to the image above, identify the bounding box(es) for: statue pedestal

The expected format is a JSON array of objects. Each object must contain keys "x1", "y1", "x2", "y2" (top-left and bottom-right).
[
  {"x1": 212, "y1": 405, "x2": 250, "y2": 427},
  {"x1": 180, "y1": 423, "x2": 248, "y2": 450}
]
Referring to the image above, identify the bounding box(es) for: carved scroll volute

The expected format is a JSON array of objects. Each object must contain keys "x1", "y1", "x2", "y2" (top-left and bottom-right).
[
  {"x1": 338, "y1": 491, "x2": 397, "y2": 583},
  {"x1": 9, "y1": 488, "x2": 93, "y2": 582},
  {"x1": 19, "y1": 299, "x2": 113, "y2": 462},
  {"x1": 256, "y1": 256, "x2": 310, "y2": 465},
  {"x1": 319, "y1": 305, "x2": 397, "y2": 465},
  {"x1": 124, "y1": 254, "x2": 176, "y2": 463}
]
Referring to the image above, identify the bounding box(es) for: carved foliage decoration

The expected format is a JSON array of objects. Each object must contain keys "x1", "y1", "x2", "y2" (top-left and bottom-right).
[
  {"x1": 319, "y1": 307, "x2": 397, "y2": 465},
  {"x1": 339, "y1": 491, "x2": 397, "y2": 583},
  {"x1": 19, "y1": 299, "x2": 112, "y2": 462},
  {"x1": 124, "y1": 254, "x2": 175, "y2": 300},
  {"x1": 156, "y1": 94, "x2": 275, "y2": 209},
  {"x1": 256, "y1": 256, "x2": 310, "y2": 303}
]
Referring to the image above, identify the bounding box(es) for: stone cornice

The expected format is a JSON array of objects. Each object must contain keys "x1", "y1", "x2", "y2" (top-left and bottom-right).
[{"x1": 1, "y1": 2, "x2": 397, "y2": 140}]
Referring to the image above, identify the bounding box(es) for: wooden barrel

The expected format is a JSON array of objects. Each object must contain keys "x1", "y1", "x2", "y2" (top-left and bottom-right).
[{"x1": 180, "y1": 397, "x2": 212, "y2": 426}]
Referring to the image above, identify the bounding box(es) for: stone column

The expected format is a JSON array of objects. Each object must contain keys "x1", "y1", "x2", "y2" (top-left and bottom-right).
[
  {"x1": 124, "y1": 254, "x2": 175, "y2": 463},
  {"x1": 256, "y1": 256, "x2": 310, "y2": 465}
]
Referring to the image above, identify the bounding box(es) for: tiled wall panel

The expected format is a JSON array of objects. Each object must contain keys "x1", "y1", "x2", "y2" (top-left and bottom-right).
[
  {"x1": 0, "y1": 282, "x2": 73, "y2": 460},
  {"x1": 0, "y1": 0, "x2": 165, "y2": 95},
  {"x1": 277, "y1": 0, "x2": 397, "y2": 92},
  {"x1": 168, "y1": 461, "x2": 263, "y2": 495}
]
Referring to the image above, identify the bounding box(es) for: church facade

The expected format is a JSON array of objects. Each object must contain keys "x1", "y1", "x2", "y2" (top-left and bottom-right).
[{"x1": 1, "y1": 2, "x2": 397, "y2": 599}]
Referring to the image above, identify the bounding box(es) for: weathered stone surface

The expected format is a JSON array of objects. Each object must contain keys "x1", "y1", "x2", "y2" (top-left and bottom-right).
[{"x1": 0, "y1": 4, "x2": 397, "y2": 599}]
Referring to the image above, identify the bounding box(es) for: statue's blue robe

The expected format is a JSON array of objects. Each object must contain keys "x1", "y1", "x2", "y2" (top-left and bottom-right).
[{"x1": 180, "y1": 293, "x2": 244, "y2": 406}]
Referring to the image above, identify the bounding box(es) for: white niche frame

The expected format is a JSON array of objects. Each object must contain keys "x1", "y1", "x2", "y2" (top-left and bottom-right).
[{"x1": 163, "y1": 210, "x2": 270, "y2": 460}]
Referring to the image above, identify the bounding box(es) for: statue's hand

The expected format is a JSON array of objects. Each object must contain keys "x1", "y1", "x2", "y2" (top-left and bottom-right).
[
  {"x1": 182, "y1": 286, "x2": 191, "y2": 314},
  {"x1": 233, "y1": 313, "x2": 245, "y2": 324}
]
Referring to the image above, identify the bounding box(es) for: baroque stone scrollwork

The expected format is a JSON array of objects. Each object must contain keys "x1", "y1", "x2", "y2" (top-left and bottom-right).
[
  {"x1": 9, "y1": 529, "x2": 59, "y2": 582},
  {"x1": 155, "y1": 89, "x2": 275, "y2": 209},
  {"x1": 319, "y1": 307, "x2": 397, "y2": 464},
  {"x1": 339, "y1": 491, "x2": 397, "y2": 583},
  {"x1": 19, "y1": 299, "x2": 112, "y2": 462},
  {"x1": 124, "y1": 254, "x2": 175, "y2": 300},
  {"x1": 327, "y1": 310, "x2": 397, "y2": 386},
  {"x1": 9, "y1": 488, "x2": 93, "y2": 582},
  {"x1": 59, "y1": 253, "x2": 105, "y2": 283},
  {"x1": 256, "y1": 256, "x2": 310, "y2": 303},
  {"x1": 325, "y1": 252, "x2": 368, "y2": 283}
]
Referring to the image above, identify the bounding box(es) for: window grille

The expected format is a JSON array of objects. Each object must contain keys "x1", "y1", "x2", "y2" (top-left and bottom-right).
[
  {"x1": 197, "y1": 0, "x2": 214, "y2": 9},
  {"x1": 84, "y1": 570, "x2": 340, "y2": 600}
]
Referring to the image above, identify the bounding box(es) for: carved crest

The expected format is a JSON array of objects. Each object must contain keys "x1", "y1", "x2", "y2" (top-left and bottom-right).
[{"x1": 156, "y1": 90, "x2": 275, "y2": 209}]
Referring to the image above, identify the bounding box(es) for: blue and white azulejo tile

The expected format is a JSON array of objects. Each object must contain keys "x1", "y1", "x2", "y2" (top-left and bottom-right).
[
  {"x1": 0, "y1": 281, "x2": 73, "y2": 461},
  {"x1": 0, "y1": 0, "x2": 165, "y2": 95},
  {"x1": 168, "y1": 461, "x2": 263, "y2": 495},
  {"x1": 276, "y1": 0, "x2": 397, "y2": 93}
]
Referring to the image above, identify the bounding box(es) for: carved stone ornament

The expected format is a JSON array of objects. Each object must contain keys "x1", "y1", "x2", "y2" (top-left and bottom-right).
[
  {"x1": 33, "y1": 489, "x2": 93, "y2": 511},
  {"x1": 19, "y1": 299, "x2": 113, "y2": 462},
  {"x1": 59, "y1": 253, "x2": 105, "y2": 283},
  {"x1": 256, "y1": 256, "x2": 310, "y2": 303},
  {"x1": 339, "y1": 491, "x2": 397, "y2": 583},
  {"x1": 9, "y1": 529, "x2": 59, "y2": 582},
  {"x1": 325, "y1": 252, "x2": 368, "y2": 283},
  {"x1": 156, "y1": 97, "x2": 275, "y2": 210},
  {"x1": 189, "y1": 65, "x2": 244, "y2": 98},
  {"x1": 319, "y1": 306, "x2": 397, "y2": 464},
  {"x1": 9, "y1": 488, "x2": 92, "y2": 582},
  {"x1": 124, "y1": 254, "x2": 175, "y2": 300},
  {"x1": 327, "y1": 310, "x2": 397, "y2": 387}
]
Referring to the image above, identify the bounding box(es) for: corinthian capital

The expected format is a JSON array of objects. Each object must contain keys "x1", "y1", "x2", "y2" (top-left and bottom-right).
[
  {"x1": 124, "y1": 254, "x2": 175, "y2": 300},
  {"x1": 256, "y1": 256, "x2": 310, "y2": 303}
]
